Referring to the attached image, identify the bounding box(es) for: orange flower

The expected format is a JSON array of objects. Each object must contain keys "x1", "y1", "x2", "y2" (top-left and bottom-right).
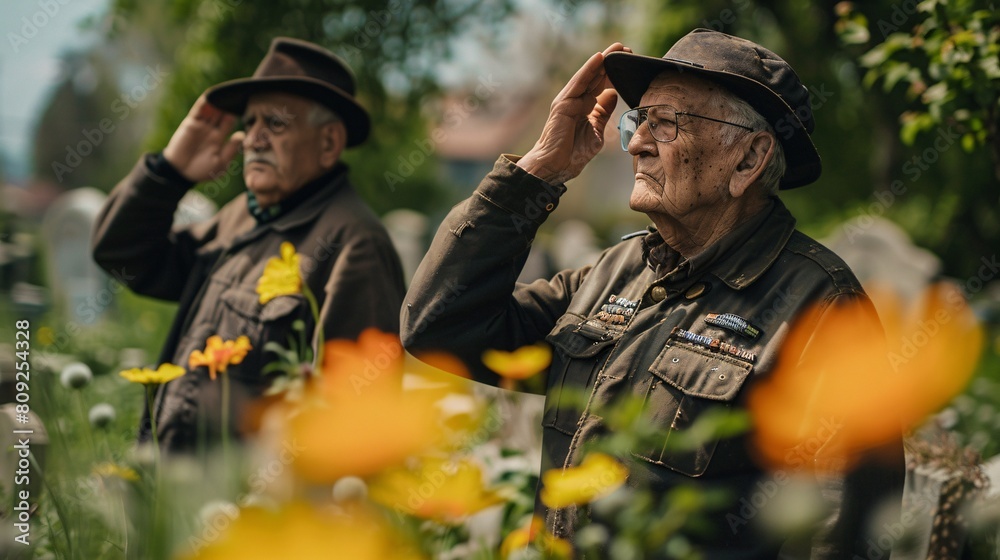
[
  {"x1": 368, "y1": 456, "x2": 506, "y2": 524},
  {"x1": 501, "y1": 516, "x2": 572, "y2": 560},
  {"x1": 540, "y1": 452, "x2": 628, "y2": 509},
  {"x1": 180, "y1": 502, "x2": 425, "y2": 560},
  {"x1": 256, "y1": 242, "x2": 302, "y2": 305},
  {"x1": 483, "y1": 343, "x2": 552, "y2": 380},
  {"x1": 288, "y1": 330, "x2": 469, "y2": 483},
  {"x1": 748, "y1": 283, "x2": 983, "y2": 471},
  {"x1": 188, "y1": 335, "x2": 252, "y2": 380}
]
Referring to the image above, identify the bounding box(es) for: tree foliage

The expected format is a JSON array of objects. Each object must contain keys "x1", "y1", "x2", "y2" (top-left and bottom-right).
[
  {"x1": 838, "y1": 0, "x2": 1000, "y2": 175},
  {"x1": 109, "y1": 0, "x2": 516, "y2": 214}
]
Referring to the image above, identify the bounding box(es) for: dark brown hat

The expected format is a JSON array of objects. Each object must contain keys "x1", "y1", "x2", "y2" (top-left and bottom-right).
[
  {"x1": 206, "y1": 37, "x2": 370, "y2": 147},
  {"x1": 604, "y1": 29, "x2": 821, "y2": 189}
]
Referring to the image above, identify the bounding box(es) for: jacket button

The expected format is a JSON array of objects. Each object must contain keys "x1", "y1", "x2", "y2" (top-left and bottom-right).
[
  {"x1": 650, "y1": 286, "x2": 667, "y2": 302},
  {"x1": 685, "y1": 283, "x2": 707, "y2": 299}
]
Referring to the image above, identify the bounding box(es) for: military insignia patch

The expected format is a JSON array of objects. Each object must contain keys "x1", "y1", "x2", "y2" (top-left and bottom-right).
[
  {"x1": 596, "y1": 294, "x2": 638, "y2": 325},
  {"x1": 670, "y1": 326, "x2": 757, "y2": 363},
  {"x1": 704, "y1": 312, "x2": 761, "y2": 340}
]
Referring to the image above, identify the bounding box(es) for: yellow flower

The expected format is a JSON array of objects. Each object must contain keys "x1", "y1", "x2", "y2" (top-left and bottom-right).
[
  {"x1": 93, "y1": 462, "x2": 140, "y2": 481},
  {"x1": 748, "y1": 283, "x2": 983, "y2": 472},
  {"x1": 368, "y1": 456, "x2": 506, "y2": 524},
  {"x1": 119, "y1": 363, "x2": 186, "y2": 385},
  {"x1": 540, "y1": 452, "x2": 628, "y2": 509},
  {"x1": 188, "y1": 335, "x2": 252, "y2": 380},
  {"x1": 180, "y1": 502, "x2": 425, "y2": 560},
  {"x1": 482, "y1": 343, "x2": 552, "y2": 380},
  {"x1": 256, "y1": 241, "x2": 302, "y2": 304},
  {"x1": 501, "y1": 516, "x2": 573, "y2": 560}
]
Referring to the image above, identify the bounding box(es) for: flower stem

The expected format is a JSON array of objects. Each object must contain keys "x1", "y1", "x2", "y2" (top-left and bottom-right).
[
  {"x1": 303, "y1": 285, "x2": 324, "y2": 368},
  {"x1": 222, "y1": 371, "x2": 231, "y2": 485},
  {"x1": 146, "y1": 385, "x2": 163, "y2": 543}
]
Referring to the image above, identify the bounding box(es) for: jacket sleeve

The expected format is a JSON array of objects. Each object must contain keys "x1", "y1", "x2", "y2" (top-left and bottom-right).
[
  {"x1": 91, "y1": 155, "x2": 215, "y2": 302},
  {"x1": 401, "y1": 155, "x2": 589, "y2": 385}
]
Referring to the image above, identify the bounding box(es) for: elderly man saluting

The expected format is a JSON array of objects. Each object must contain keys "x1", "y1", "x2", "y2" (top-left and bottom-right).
[
  {"x1": 403, "y1": 30, "x2": 903, "y2": 557},
  {"x1": 93, "y1": 38, "x2": 405, "y2": 453}
]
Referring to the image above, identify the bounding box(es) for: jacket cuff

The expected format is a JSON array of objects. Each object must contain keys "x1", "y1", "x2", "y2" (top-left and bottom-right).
[
  {"x1": 142, "y1": 153, "x2": 197, "y2": 191},
  {"x1": 473, "y1": 154, "x2": 567, "y2": 228}
]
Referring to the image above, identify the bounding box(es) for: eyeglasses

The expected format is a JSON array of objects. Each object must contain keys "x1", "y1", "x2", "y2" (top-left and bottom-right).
[{"x1": 618, "y1": 105, "x2": 754, "y2": 151}]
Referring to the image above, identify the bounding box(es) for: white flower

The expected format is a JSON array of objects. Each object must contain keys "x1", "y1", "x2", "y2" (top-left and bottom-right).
[
  {"x1": 198, "y1": 500, "x2": 239, "y2": 528},
  {"x1": 332, "y1": 476, "x2": 368, "y2": 503},
  {"x1": 88, "y1": 403, "x2": 116, "y2": 429},
  {"x1": 60, "y1": 362, "x2": 93, "y2": 389}
]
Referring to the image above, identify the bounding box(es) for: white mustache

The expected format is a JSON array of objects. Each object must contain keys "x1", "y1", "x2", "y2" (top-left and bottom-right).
[{"x1": 244, "y1": 151, "x2": 277, "y2": 166}]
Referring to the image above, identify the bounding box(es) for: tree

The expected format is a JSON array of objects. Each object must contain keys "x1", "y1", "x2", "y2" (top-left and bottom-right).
[
  {"x1": 110, "y1": 0, "x2": 517, "y2": 214},
  {"x1": 836, "y1": 0, "x2": 1000, "y2": 278}
]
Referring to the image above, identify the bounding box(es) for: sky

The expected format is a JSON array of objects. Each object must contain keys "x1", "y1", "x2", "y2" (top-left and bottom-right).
[{"x1": 1, "y1": 0, "x2": 110, "y2": 181}]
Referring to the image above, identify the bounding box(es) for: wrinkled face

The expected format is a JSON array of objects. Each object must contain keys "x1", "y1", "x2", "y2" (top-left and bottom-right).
[
  {"x1": 627, "y1": 72, "x2": 746, "y2": 221},
  {"x1": 242, "y1": 92, "x2": 330, "y2": 208}
]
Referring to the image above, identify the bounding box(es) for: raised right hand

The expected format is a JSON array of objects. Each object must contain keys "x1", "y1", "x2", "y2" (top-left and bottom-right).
[
  {"x1": 162, "y1": 95, "x2": 245, "y2": 183},
  {"x1": 516, "y1": 43, "x2": 630, "y2": 185}
]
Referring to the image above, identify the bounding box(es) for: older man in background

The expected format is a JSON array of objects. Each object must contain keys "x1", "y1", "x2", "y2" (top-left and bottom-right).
[
  {"x1": 403, "y1": 29, "x2": 903, "y2": 557},
  {"x1": 93, "y1": 38, "x2": 405, "y2": 452}
]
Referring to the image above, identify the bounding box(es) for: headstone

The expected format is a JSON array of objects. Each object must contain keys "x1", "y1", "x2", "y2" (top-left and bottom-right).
[
  {"x1": 174, "y1": 190, "x2": 218, "y2": 227},
  {"x1": 40, "y1": 188, "x2": 110, "y2": 325},
  {"x1": 383, "y1": 209, "x2": 429, "y2": 285},
  {"x1": 550, "y1": 219, "x2": 602, "y2": 271},
  {"x1": 823, "y1": 216, "x2": 940, "y2": 308}
]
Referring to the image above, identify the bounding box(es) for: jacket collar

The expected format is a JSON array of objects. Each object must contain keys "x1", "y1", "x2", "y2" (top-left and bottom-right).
[
  {"x1": 641, "y1": 197, "x2": 796, "y2": 290},
  {"x1": 231, "y1": 164, "x2": 350, "y2": 249},
  {"x1": 246, "y1": 163, "x2": 348, "y2": 226}
]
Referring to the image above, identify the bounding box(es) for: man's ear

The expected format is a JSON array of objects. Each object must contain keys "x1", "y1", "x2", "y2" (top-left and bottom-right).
[
  {"x1": 729, "y1": 132, "x2": 775, "y2": 198},
  {"x1": 319, "y1": 121, "x2": 347, "y2": 168}
]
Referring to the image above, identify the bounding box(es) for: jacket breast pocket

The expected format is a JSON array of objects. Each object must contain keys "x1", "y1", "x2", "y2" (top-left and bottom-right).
[
  {"x1": 542, "y1": 315, "x2": 622, "y2": 436},
  {"x1": 219, "y1": 288, "x2": 307, "y2": 376},
  {"x1": 631, "y1": 341, "x2": 752, "y2": 477}
]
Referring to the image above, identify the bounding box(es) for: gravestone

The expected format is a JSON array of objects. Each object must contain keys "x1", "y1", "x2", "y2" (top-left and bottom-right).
[
  {"x1": 40, "y1": 188, "x2": 110, "y2": 326},
  {"x1": 382, "y1": 209, "x2": 429, "y2": 285}
]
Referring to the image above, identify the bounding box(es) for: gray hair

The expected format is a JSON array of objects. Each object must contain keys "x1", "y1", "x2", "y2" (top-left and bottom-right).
[
  {"x1": 716, "y1": 89, "x2": 787, "y2": 195},
  {"x1": 307, "y1": 102, "x2": 342, "y2": 127}
]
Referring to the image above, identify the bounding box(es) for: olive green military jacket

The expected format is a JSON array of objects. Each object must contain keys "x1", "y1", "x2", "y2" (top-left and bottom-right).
[{"x1": 402, "y1": 156, "x2": 904, "y2": 558}]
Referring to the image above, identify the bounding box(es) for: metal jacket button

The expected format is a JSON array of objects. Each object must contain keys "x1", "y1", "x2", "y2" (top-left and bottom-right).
[
  {"x1": 685, "y1": 283, "x2": 707, "y2": 299},
  {"x1": 650, "y1": 286, "x2": 667, "y2": 302}
]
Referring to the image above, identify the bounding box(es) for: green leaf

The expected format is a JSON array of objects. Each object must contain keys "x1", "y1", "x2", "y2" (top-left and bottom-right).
[
  {"x1": 883, "y1": 63, "x2": 914, "y2": 91},
  {"x1": 960, "y1": 133, "x2": 976, "y2": 152},
  {"x1": 837, "y1": 16, "x2": 870, "y2": 45},
  {"x1": 921, "y1": 82, "x2": 951, "y2": 104}
]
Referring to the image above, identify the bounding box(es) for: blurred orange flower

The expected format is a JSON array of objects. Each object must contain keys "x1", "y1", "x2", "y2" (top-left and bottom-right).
[
  {"x1": 288, "y1": 329, "x2": 468, "y2": 483},
  {"x1": 540, "y1": 452, "x2": 628, "y2": 509},
  {"x1": 500, "y1": 515, "x2": 572, "y2": 560},
  {"x1": 483, "y1": 343, "x2": 552, "y2": 380},
  {"x1": 256, "y1": 241, "x2": 302, "y2": 305},
  {"x1": 748, "y1": 283, "x2": 983, "y2": 471},
  {"x1": 188, "y1": 335, "x2": 252, "y2": 381},
  {"x1": 368, "y1": 456, "x2": 505, "y2": 524},
  {"x1": 119, "y1": 363, "x2": 186, "y2": 385},
  {"x1": 181, "y1": 502, "x2": 424, "y2": 560}
]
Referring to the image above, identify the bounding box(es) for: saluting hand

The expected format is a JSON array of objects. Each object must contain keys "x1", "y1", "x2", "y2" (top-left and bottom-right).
[
  {"x1": 163, "y1": 95, "x2": 245, "y2": 183},
  {"x1": 516, "y1": 43, "x2": 630, "y2": 185}
]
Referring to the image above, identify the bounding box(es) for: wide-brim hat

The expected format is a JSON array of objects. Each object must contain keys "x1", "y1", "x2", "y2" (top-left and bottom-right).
[
  {"x1": 206, "y1": 37, "x2": 370, "y2": 147},
  {"x1": 604, "y1": 28, "x2": 821, "y2": 189}
]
